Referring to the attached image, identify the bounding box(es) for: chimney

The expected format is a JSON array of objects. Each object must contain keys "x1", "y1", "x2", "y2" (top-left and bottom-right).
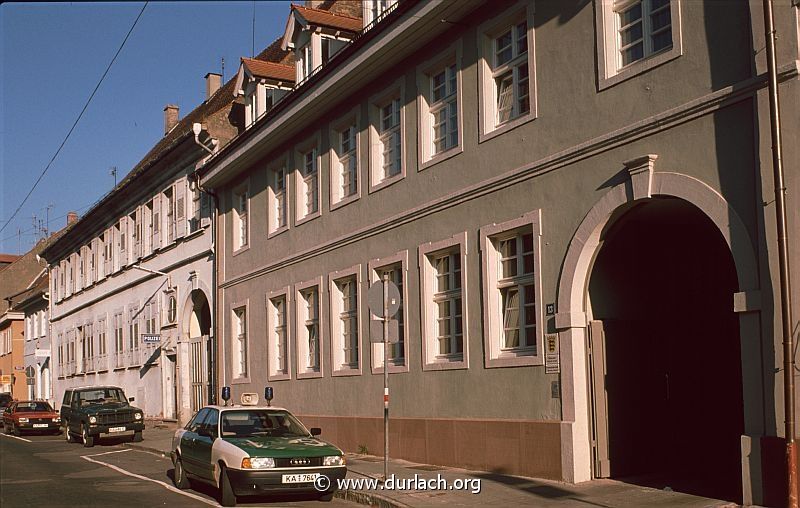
[
  {"x1": 205, "y1": 73, "x2": 222, "y2": 100},
  {"x1": 66, "y1": 212, "x2": 79, "y2": 225},
  {"x1": 164, "y1": 104, "x2": 179, "y2": 135}
]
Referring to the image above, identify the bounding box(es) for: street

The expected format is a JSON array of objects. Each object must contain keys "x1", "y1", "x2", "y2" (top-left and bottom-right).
[{"x1": 0, "y1": 432, "x2": 356, "y2": 507}]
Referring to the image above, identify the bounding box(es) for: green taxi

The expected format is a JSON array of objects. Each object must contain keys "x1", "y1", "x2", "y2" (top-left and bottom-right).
[{"x1": 170, "y1": 402, "x2": 346, "y2": 506}]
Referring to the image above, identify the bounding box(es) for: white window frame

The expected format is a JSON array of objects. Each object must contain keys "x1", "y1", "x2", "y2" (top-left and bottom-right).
[
  {"x1": 362, "y1": 0, "x2": 398, "y2": 27},
  {"x1": 478, "y1": 1, "x2": 537, "y2": 141},
  {"x1": 329, "y1": 265, "x2": 363, "y2": 376},
  {"x1": 418, "y1": 232, "x2": 469, "y2": 371},
  {"x1": 368, "y1": 250, "x2": 409, "y2": 373},
  {"x1": 267, "y1": 154, "x2": 290, "y2": 238},
  {"x1": 232, "y1": 181, "x2": 250, "y2": 254},
  {"x1": 595, "y1": 0, "x2": 682, "y2": 90},
  {"x1": 113, "y1": 310, "x2": 125, "y2": 370},
  {"x1": 295, "y1": 277, "x2": 324, "y2": 379},
  {"x1": 266, "y1": 287, "x2": 292, "y2": 381},
  {"x1": 163, "y1": 289, "x2": 178, "y2": 327},
  {"x1": 231, "y1": 302, "x2": 250, "y2": 382},
  {"x1": 417, "y1": 41, "x2": 463, "y2": 169},
  {"x1": 368, "y1": 79, "x2": 406, "y2": 193},
  {"x1": 96, "y1": 315, "x2": 108, "y2": 372},
  {"x1": 294, "y1": 135, "x2": 322, "y2": 225},
  {"x1": 329, "y1": 108, "x2": 361, "y2": 210},
  {"x1": 480, "y1": 210, "x2": 543, "y2": 368},
  {"x1": 127, "y1": 303, "x2": 141, "y2": 368}
]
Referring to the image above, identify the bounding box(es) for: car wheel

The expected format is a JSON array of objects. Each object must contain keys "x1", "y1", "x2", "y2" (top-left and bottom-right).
[
  {"x1": 82, "y1": 423, "x2": 94, "y2": 448},
  {"x1": 218, "y1": 464, "x2": 237, "y2": 507},
  {"x1": 318, "y1": 492, "x2": 335, "y2": 502},
  {"x1": 173, "y1": 456, "x2": 190, "y2": 490},
  {"x1": 132, "y1": 430, "x2": 143, "y2": 442}
]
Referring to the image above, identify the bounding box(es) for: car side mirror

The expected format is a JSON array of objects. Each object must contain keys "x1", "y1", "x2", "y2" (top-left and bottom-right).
[
  {"x1": 197, "y1": 427, "x2": 215, "y2": 439},
  {"x1": 310, "y1": 427, "x2": 322, "y2": 436}
]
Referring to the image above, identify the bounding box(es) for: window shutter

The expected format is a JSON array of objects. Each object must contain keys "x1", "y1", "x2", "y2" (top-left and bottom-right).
[
  {"x1": 200, "y1": 191, "x2": 211, "y2": 227},
  {"x1": 175, "y1": 178, "x2": 187, "y2": 238},
  {"x1": 152, "y1": 194, "x2": 161, "y2": 250},
  {"x1": 104, "y1": 229, "x2": 112, "y2": 275},
  {"x1": 134, "y1": 206, "x2": 142, "y2": 260},
  {"x1": 119, "y1": 216, "x2": 128, "y2": 267}
]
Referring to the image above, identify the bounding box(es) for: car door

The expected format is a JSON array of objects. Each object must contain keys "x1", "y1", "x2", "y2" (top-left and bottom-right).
[
  {"x1": 60, "y1": 390, "x2": 73, "y2": 428},
  {"x1": 3, "y1": 403, "x2": 15, "y2": 428},
  {"x1": 193, "y1": 408, "x2": 219, "y2": 482},
  {"x1": 180, "y1": 408, "x2": 208, "y2": 476}
]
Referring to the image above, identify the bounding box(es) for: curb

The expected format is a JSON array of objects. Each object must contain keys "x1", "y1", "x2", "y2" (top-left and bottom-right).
[{"x1": 335, "y1": 488, "x2": 412, "y2": 508}]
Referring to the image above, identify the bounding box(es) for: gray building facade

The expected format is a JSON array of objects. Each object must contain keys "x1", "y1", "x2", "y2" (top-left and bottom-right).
[{"x1": 200, "y1": 1, "x2": 799, "y2": 505}]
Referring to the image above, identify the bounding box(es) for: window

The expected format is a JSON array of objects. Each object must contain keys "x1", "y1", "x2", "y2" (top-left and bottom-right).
[
  {"x1": 97, "y1": 317, "x2": 107, "y2": 371},
  {"x1": 267, "y1": 289, "x2": 291, "y2": 380},
  {"x1": 369, "y1": 252, "x2": 408, "y2": 372},
  {"x1": 151, "y1": 195, "x2": 161, "y2": 250},
  {"x1": 96, "y1": 236, "x2": 105, "y2": 280},
  {"x1": 299, "y1": 148, "x2": 319, "y2": 219},
  {"x1": 128, "y1": 305, "x2": 140, "y2": 366},
  {"x1": 165, "y1": 292, "x2": 177, "y2": 325},
  {"x1": 418, "y1": 45, "x2": 462, "y2": 165},
  {"x1": 233, "y1": 186, "x2": 249, "y2": 251},
  {"x1": 331, "y1": 122, "x2": 359, "y2": 206},
  {"x1": 299, "y1": 42, "x2": 314, "y2": 81},
  {"x1": 363, "y1": 0, "x2": 397, "y2": 27},
  {"x1": 118, "y1": 218, "x2": 127, "y2": 267},
  {"x1": 480, "y1": 211, "x2": 543, "y2": 368},
  {"x1": 144, "y1": 299, "x2": 159, "y2": 335},
  {"x1": 596, "y1": 0, "x2": 682, "y2": 89},
  {"x1": 84, "y1": 323, "x2": 94, "y2": 372},
  {"x1": 113, "y1": 312, "x2": 124, "y2": 369},
  {"x1": 268, "y1": 164, "x2": 288, "y2": 235},
  {"x1": 419, "y1": 233, "x2": 468, "y2": 370},
  {"x1": 369, "y1": 82, "x2": 405, "y2": 191},
  {"x1": 295, "y1": 278, "x2": 323, "y2": 378},
  {"x1": 330, "y1": 268, "x2": 360, "y2": 374},
  {"x1": 232, "y1": 306, "x2": 248, "y2": 379},
  {"x1": 165, "y1": 187, "x2": 175, "y2": 243},
  {"x1": 130, "y1": 209, "x2": 140, "y2": 261}
]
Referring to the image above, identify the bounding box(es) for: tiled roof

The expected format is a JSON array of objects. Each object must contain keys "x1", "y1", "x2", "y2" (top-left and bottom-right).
[
  {"x1": 292, "y1": 4, "x2": 362, "y2": 33},
  {"x1": 255, "y1": 37, "x2": 295, "y2": 66},
  {"x1": 242, "y1": 58, "x2": 295, "y2": 82},
  {"x1": 0, "y1": 237, "x2": 52, "y2": 314},
  {"x1": 0, "y1": 254, "x2": 20, "y2": 264}
]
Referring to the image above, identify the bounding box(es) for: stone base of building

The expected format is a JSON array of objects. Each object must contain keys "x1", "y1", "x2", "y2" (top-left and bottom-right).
[{"x1": 298, "y1": 415, "x2": 563, "y2": 480}]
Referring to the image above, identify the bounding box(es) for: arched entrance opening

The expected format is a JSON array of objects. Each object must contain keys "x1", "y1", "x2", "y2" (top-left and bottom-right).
[
  {"x1": 586, "y1": 196, "x2": 744, "y2": 502},
  {"x1": 186, "y1": 289, "x2": 212, "y2": 413}
]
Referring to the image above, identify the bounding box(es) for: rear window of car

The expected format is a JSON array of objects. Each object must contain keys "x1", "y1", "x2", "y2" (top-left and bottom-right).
[{"x1": 15, "y1": 401, "x2": 53, "y2": 412}]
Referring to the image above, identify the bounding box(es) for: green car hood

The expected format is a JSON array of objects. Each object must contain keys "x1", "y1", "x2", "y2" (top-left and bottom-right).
[{"x1": 223, "y1": 436, "x2": 341, "y2": 458}]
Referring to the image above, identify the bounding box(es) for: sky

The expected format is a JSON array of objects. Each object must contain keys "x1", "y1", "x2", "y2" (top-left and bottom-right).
[{"x1": 1, "y1": 1, "x2": 293, "y2": 254}]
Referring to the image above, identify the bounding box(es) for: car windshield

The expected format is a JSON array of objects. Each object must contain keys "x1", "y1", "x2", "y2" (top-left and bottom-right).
[
  {"x1": 220, "y1": 410, "x2": 311, "y2": 439},
  {"x1": 15, "y1": 401, "x2": 53, "y2": 412},
  {"x1": 76, "y1": 388, "x2": 127, "y2": 406}
]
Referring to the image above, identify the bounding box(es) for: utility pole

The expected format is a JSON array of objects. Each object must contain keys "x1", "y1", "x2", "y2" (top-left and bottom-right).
[{"x1": 110, "y1": 166, "x2": 117, "y2": 187}]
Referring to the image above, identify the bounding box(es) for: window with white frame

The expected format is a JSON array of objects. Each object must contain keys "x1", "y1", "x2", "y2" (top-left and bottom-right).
[
  {"x1": 299, "y1": 42, "x2": 314, "y2": 81},
  {"x1": 233, "y1": 306, "x2": 248, "y2": 378},
  {"x1": 267, "y1": 293, "x2": 290, "y2": 379},
  {"x1": 379, "y1": 99, "x2": 402, "y2": 180},
  {"x1": 233, "y1": 186, "x2": 249, "y2": 250},
  {"x1": 480, "y1": 211, "x2": 543, "y2": 367},
  {"x1": 164, "y1": 291, "x2": 178, "y2": 326},
  {"x1": 113, "y1": 312, "x2": 124, "y2": 368},
  {"x1": 371, "y1": 262, "x2": 405, "y2": 366},
  {"x1": 363, "y1": 0, "x2": 397, "y2": 27},
  {"x1": 330, "y1": 272, "x2": 360, "y2": 372},
  {"x1": 298, "y1": 286, "x2": 321, "y2": 374},
  {"x1": 432, "y1": 251, "x2": 463, "y2": 356},
  {"x1": 596, "y1": 0, "x2": 681, "y2": 88},
  {"x1": 418, "y1": 46, "x2": 462, "y2": 164},
  {"x1": 128, "y1": 304, "x2": 140, "y2": 366},
  {"x1": 97, "y1": 317, "x2": 107, "y2": 371},
  {"x1": 144, "y1": 299, "x2": 159, "y2": 335},
  {"x1": 332, "y1": 123, "x2": 358, "y2": 204},
  {"x1": 299, "y1": 148, "x2": 319, "y2": 219},
  {"x1": 269, "y1": 165, "x2": 288, "y2": 234},
  {"x1": 84, "y1": 323, "x2": 94, "y2": 372}
]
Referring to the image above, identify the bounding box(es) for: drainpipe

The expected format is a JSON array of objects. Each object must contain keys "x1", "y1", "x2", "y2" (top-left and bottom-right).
[{"x1": 762, "y1": 1, "x2": 797, "y2": 505}]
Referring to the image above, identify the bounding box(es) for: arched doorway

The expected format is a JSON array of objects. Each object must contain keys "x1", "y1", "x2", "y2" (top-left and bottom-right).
[
  {"x1": 185, "y1": 289, "x2": 212, "y2": 413},
  {"x1": 586, "y1": 197, "x2": 744, "y2": 502}
]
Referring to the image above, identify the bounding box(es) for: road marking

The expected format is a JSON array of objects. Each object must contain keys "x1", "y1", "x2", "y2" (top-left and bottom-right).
[
  {"x1": 1, "y1": 433, "x2": 32, "y2": 442},
  {"x1": 81, "y1": 454, "x2": 219, "y2": 506},
  {"x1": 82, "y1": 448, "x2": 132, "y2": 458}
]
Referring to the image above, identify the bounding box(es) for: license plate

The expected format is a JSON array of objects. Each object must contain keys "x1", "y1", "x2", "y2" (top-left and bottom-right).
[
  {"x1": 33, "y1": 424, "x2": 48, "y2": 428},
  {"x1": 281, "y1": 473, "x2": 319, "y2": 484},
  {"x1": 108, "y1": 426, "x2": 126, "y2": 433}
]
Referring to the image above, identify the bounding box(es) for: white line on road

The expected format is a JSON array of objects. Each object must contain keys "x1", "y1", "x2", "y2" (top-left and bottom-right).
[
  {"x1": 81, "y1": 454, "x2": 219, "y2": 506},
  {"x1": 82, "y1": 448, "x2": 132, "y2": 458},
  {"x1": 1, "y1": 433, "x2": 32, "y2": 442}
]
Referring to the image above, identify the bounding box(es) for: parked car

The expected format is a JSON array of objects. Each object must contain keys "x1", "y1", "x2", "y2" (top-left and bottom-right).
[
  {"x1": 170, "y1": 402, "x2": 346, "y2": 506},
  {"x1": 0, "y1": 392, "x2": 12, "y2": 409},
  {"x1": 3, "y1": 400, "x2": 61, "y2": 435},
  {"x1": 60, "y1": 385, "x2": 144, "y2": 447}
]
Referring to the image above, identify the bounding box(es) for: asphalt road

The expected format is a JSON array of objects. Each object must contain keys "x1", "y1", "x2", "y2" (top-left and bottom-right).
[{"x1": 0, "y1": 431, "x2": 356, "y2": 507}]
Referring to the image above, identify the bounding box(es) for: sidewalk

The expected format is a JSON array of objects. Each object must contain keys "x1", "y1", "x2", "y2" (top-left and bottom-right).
[{"x1": 128, "y1": 422, "x2": 741, "y2": 507}]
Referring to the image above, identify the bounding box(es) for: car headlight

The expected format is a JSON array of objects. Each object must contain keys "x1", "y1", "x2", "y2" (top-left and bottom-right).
[
  {"x1": 18, "y1": 418, "x2": 28, "y2": 423},
  {"x1": 323, "y1": 455, "x2": 345, "y2": 466},
  {"x1": 89, "y1": 416, "x2": 97, "y2": 424},
  {"x1": 134, "y1": 413, "x2": 142, "y2": 420},
  {"x1": 52, "y1": 417, "x2": 61, "y2": 423},
  {"x1": 242, "y1": 457, "x2": 275, "y2": 469}
]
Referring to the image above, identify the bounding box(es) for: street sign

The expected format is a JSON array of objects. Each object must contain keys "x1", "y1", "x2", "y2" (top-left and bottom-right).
[
  {"x1": 369, "y1": 319, "x2": 400, "y2": 343},
  {"x1": 545, "y1": 334, "x2": 560, "y2": 374},
  {"x1": 34, "y1": 348, "x2": 50, "y2": 358},
  {"x1": 141, "y1": 334, "x2": 161, "y2": 344},
  {"x1": 367, "y1": 281, "x2": 401, "y2": 318}
]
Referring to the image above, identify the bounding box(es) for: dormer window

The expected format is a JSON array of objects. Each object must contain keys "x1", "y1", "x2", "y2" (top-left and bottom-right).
[
  {"x1": 300, "y1": 42, "x2": 314, "y2": 81},
  {"x1": 364, "y1": 0, "x2": 397, "y2": 27},
  {"x1": 235, "y1": 57, "x2": 295, "y2": 129}
]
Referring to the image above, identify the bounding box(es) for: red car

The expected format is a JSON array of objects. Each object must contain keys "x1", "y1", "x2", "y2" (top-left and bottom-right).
[{"x1": 2, "y1": 400, "x2": 61, "y2": 435}]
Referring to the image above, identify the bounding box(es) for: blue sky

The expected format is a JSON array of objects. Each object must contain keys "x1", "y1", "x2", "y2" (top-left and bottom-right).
[{"x1": 1, "y1": 1, "x2": 292, "y2": 254}]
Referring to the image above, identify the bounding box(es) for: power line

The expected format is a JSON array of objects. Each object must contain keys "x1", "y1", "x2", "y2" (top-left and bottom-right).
[{"x1": 0, "y1": 2, "x2": 149, "y2": 236}]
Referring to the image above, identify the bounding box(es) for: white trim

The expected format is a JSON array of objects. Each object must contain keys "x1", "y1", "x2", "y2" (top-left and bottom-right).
[
  {"x1": 368, "y1": 79, "x2": 406, "y2": 193},
  {"x1": 294, "y1": 276, "x2": 324, "y2": 379},
  {"x1": 418, "y1": 232, "x2": 469, "y2": 371},
  {"x1": 266, "y1": 287, "x2": 292, "y2": 381},
  {"x1": 329, "y1": 107, "x2": 362, "y2": 210},
  {"x1": 294, "y1": 134, "x2": 323, "y2": 226},
  {"x1": 266, "y1": 153, "x2": 291, "y2": 238},
  {"x1": 367, "y1": 250, "x2": 410, "y2": 374},
  {"x1": 230, "y1": 300, "x2": 250, "y2": 381},
  {"x1": 328, "y1": 265, "x2": 363, "y2": 376},
  {"x1": 231, "y1": 179, "x2": 251, "y2": 255}
]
